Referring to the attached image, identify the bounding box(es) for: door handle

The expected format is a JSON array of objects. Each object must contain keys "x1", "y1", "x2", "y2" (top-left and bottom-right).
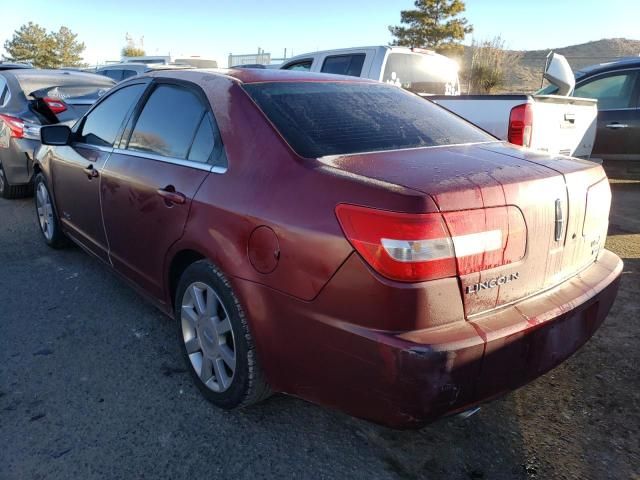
[
  {"x1": 83, "y1": 164, "x2": 99, "y2": 179},
  {"x1": 157, "y1": 186, "x2": 186, "y2": 205},
  {"x1": 605, "y1": 123, "x2": 629, "y2": 129}
]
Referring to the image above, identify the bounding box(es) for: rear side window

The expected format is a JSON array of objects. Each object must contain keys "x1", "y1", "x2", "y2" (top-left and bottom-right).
[
  {"x1": 102, "y1": 70, "x2": 123, "y2": 82},
  {"x1": 78, "y1": 83, "x2": 146, "y2": 147},
  {"x1": 122, "y1": 70, "x2": 137, "y2": 80},
  {"x1": 0, "y1": 77, "x2": 9, "y2": 107},
  {"x1": 128, "y1": 84, "x2": 206, "y2": 159},
  {"x1": 187, "y1": 112, "x2": 215, "y2": 163},
  {"x1": 244, "y1": 82, "x2": 492, "y2": 158},
  {"x1": 321, "y1": 54, "x2": 365, "y2": 77}
]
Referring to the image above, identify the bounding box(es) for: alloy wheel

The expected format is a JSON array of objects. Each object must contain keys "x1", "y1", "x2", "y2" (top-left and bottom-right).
[
  {"x1": 36, "y1": 182, "x2": 54, "y2": 241},
  {"x1": 181, "y1": 282, "x2": 237, "y2": 392},
  {"x1": 0, "y1": 166, "x2": 5, "y2": 194}
]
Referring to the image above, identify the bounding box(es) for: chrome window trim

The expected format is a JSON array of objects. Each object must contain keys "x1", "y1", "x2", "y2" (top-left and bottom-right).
[
  {"x1": 71, "y1": 142, "x2": 113, "y2": 153},
  {"x1": 112, "y1": 148, "x2": 227, "y2": 174},
  {"x1": 576, "y1": 67, "x2": 640, "y2": 86},
  {"x1": 598, "y1": 107, "x2": 639, "y2": 112}
]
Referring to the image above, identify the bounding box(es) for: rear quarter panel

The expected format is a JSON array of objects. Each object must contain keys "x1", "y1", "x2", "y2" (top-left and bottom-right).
[{"x1": 163, "y1": 73, "x2": 437, "y2": 303}]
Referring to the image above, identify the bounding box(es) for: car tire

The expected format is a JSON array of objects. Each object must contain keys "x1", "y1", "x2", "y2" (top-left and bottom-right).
[
  {"x1": 0, "y1": 162, "x2": 30, "y2": 199},
  {"x1": 175, "y1": 260, "x2": 271, "y2": 409},
  {"x1": 34, "y1": 173, "x2": 67, "y2": 248}
]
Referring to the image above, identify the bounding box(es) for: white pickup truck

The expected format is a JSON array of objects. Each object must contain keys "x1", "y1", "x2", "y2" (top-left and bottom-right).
[{"x1": 280, "y1": 47, "x2": 598, "y2": 158}]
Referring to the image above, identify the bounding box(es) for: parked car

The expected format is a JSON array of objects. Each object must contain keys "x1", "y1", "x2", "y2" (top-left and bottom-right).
[
  {"x1": 538, "y1": 56, "x2": 640, "y2": 162},
  {"x1": 95, "y1": 63, "x2": 192, "y2": 82},
  {"x1": 280, "y1": 45, "x2": 461, "y2": 95},
  {"x1": 33, "y1": 69, "x2": 622, "y2": 428},
  {"x1": 0, "y1": 69, "x2": 114, "y2": 198}
]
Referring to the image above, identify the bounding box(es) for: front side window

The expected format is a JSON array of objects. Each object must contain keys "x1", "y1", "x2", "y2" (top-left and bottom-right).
[
  {"x1": 244, "y1": 81, "x2": 492, "y2": 159},
  {"x1": 122, "y1": 70, "x2": 138, "y2": 80},
  {"x1": 128, "y1": 84, "x2": 207, "y2": 159},
  {"x1": 78, "y1": 83, "x2": 146, "y2": 147},
  {"x1": 321, "y1": 54, "x2": 365, "y2": 77},
  {"x1": 574, "y1": 71, "x2": 639, "y2": 110},
  {"x1": 283, "y1": 60, "x2": 312, "y2": 71}
]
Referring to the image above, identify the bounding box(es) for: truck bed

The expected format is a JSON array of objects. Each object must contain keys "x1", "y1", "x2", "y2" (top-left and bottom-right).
[{"x1": 430, "y1": 94, "x2": 598, "y2": 158}]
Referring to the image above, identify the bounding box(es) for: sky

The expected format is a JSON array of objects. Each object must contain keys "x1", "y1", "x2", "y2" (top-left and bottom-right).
[{"x1": 0, "y1": 0, "x2": 638, "y2": 67}]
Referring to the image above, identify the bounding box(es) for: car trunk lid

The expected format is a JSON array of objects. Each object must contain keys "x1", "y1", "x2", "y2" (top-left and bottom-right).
[{"x1": 321, "y1": 141, "x2": 609, "y2": 317}]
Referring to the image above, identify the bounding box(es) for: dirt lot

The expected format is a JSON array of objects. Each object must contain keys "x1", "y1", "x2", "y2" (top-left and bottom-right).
[{"x1": 1, "y1": 181, "x2": 638, "y2": 480}]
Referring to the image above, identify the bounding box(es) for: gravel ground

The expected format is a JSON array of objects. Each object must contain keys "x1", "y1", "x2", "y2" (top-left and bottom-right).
[{"x1": 0, "y1": 181, "x2": 638, "y2": 480}]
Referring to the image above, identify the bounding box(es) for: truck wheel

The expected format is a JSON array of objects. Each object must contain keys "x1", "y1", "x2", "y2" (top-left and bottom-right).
[
  {"x1": 175, "y1": 260, "x2": 271, "y2": 409},
  {"x1": 0, "y1": 163, "x2": 30, "y2": 199},
  {"x1": 34, "y1": 173, "x2": 67, "y2": 248}
]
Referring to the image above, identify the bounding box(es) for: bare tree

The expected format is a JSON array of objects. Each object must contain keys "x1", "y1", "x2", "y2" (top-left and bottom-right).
[
  {"x1": 463, "y1": 36, "x2": 522, "y2": 94},
  {"x1": 122, "y1": 33, "x2": 145, "y2": 57}
]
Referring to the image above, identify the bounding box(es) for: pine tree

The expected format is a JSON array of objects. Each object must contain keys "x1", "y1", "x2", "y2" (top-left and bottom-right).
[
  {"x1": 3, "y1": 23, "x2": 85, "y2": 68},
  {"x1": 53, "y1": 26, "x2": 86, "y2": 67},
  {"x1": 389, "y1": 0, "x2": 473, "y2": 57},
  {"x1": 3, "y1": 22, "x2": 55, "y2": 68}
]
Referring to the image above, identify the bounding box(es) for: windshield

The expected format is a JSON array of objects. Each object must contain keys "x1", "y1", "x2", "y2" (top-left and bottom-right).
[
  {"x1": 244, "y1": 81, "x2": 492, "y2": 159},
  {"x1": 382, "y1": 53, "x2": 460, "y2": 95},
  {"x1": 16, "y1": 73, "x2": 114, "y2": 100}
]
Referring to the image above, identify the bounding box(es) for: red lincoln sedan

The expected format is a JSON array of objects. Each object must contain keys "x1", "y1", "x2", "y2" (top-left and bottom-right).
[{"x1": 33, "y1": 69, "x2": 622, "y2": 428}]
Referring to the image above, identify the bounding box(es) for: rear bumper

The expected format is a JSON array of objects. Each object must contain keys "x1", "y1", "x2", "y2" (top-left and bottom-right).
[
  {"x1": 235, "y1": 249, "x2": 623, "y2": 429},
  {"x1": 0, "y1": 138, "x2": 39, "y2": 185}
]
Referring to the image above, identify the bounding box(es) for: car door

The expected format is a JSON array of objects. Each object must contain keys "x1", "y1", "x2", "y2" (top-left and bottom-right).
[
  {"x1": 50, "y1": 82, "x2": 148, "y2": 261},
  {"x1": 574, "y1": 69, "x2": 640, "y2": 161},
  {"x1": 100, "y1": 79, "x2": 224, "y2": 300}
]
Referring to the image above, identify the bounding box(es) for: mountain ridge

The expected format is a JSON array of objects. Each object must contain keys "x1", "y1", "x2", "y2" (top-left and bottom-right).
[{"x1": 461, "y1": 38, "x2": 640, "y2": 93}]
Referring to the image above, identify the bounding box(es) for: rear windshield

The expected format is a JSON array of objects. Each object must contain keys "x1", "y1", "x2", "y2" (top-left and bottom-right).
[
  {"x1": 382, "y1": 53, "x2": 460, "y2": 95},
  {"x1": 244, "y1": 82, "x2": 492, "y2": 158},
  {"x1": 15, "y1": 72, "x2": 114, "y2": 100}
]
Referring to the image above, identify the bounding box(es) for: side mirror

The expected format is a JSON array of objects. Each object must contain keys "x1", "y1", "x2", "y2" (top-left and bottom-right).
[
  {"x1": 40, "y1": 124, "x2": 71, "y2": 146},
  {"x1": 543, "y1": 52, "x2": 575, "y2": 97}
]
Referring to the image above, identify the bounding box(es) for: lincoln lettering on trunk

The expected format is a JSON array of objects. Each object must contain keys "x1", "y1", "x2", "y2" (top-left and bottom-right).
[{"x1": 465, "y1": 272, "x2": 520, "y2": 295}]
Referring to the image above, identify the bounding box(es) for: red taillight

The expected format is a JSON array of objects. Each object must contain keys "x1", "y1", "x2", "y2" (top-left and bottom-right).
[
  {"x1": 442, "y1": 206, "x2": 527, "y2": 275},
  {"x1": 43, "y1": 97, "x2": 67, "y2": 114},
  {"x1": 0, "y1": 114, "x2": 24, "y2": 139},
  {"x1": 508, "y1": 103, "x2": 533, "y2": 147},
  {"x1": 335, "y1": 204, "x2": 526, "y2": 282}
]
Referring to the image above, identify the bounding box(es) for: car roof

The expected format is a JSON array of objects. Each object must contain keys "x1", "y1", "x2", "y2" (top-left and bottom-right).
[
  {"x1": 576, "y1": 57, "x2": 640, "y2": 79},
  {"x1": 282, "y1": 45, "x2": 441, "y2": 63},
  {"x1": 146, "y1": 67, "x2": 379, "y2": 84},
  {"x1": 99, "y1": 63, "x2": 192, "y2": 71},
  {"x1": 0, "y1": 62, "x2": 33, "y2": 71}
]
